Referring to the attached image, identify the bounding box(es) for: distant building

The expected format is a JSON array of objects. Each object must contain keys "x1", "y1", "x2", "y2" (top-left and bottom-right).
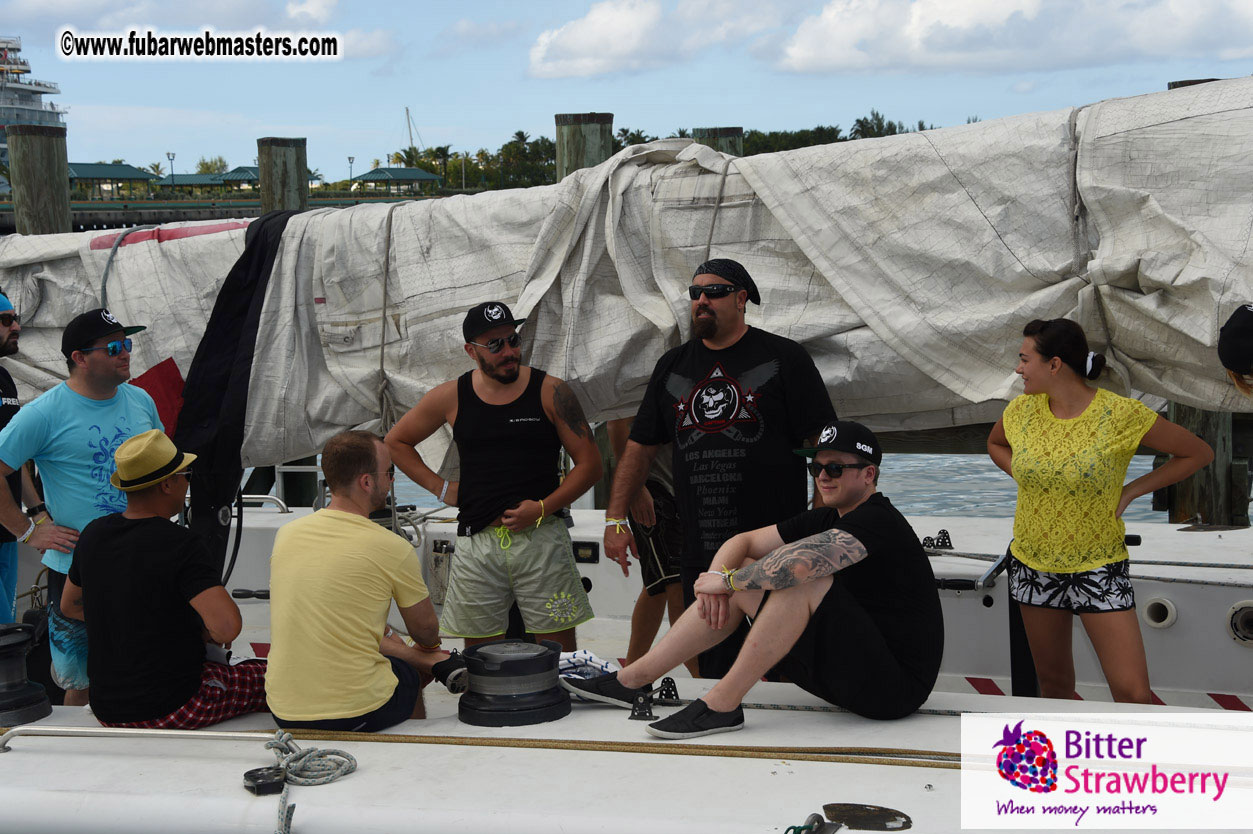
[{"x1": 0, "y1": 35, "x2": 66, "y2": 194}]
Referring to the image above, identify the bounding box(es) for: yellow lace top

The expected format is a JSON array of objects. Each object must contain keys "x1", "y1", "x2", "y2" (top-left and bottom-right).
[{"x1": 1003, "y1": 388, "x2": 1158, "y2": 573}]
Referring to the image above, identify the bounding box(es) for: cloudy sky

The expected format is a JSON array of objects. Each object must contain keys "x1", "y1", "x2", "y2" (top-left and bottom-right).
[{"x1": 4, "y1": 0, "x2": 1252, "y2": 180}]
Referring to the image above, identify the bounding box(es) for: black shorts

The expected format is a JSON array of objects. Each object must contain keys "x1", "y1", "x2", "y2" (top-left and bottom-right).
[
  {"x1": 274, "y1": 656, "x2": 421, "y2": 733},
  {"x1": 630, "y1": 480, "x2": 682, "y2": 597},
  {"x1": 764, "y1": 579, "x2": 934, "y2": 720}
]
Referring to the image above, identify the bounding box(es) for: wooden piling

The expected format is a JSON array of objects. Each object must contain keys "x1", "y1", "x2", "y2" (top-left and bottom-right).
[
  {"x1": 5, "y1": 125, "x2": 71, "y2": 235},
  {"x1": 555, "y1": 113, "x2": 614, "y2": 182},
  {"x1": 257, "y1": 137, "x2": 308, "y2": 214},
  {"x1": 1159, "y1": 404, "x2": 1242, "y2": 526},
  {"x1": 692, "y1": 127, "x2": 744, "y2": 157}
]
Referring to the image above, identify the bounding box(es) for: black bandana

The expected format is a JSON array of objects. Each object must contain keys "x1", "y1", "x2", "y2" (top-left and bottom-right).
[{"x1": 693, "y1": 258, "x2": 761, "y2": 305}]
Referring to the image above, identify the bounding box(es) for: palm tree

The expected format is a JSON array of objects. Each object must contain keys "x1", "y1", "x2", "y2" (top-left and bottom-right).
[
  {"x1": 146, "y1": 162, "x2": 165, "y2": 177},
  {"x1": 394, "y1": 146, "x2": 422, "y2": 168},
  {"x1": 667, "y1": 128, "x2": 690, "y2": 138}
]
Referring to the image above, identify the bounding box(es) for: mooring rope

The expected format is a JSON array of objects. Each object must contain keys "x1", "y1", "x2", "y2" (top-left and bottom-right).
[{"x1": 264, "y1": 730, "x2": 358, "y2": 834}]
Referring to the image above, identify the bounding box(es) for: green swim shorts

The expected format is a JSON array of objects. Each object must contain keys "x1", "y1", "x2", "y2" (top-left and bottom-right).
[{"x1": 441, "y1": 516, "x2": 594, "y2": 638}]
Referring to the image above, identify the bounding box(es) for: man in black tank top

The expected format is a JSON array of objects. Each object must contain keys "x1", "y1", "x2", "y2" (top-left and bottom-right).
[
  {"x1": 385, "y1": 302, "x2": 602, "y2": 652},
  {"x1": 604, "y1": 259, "x2": 837, "y2": 678}
]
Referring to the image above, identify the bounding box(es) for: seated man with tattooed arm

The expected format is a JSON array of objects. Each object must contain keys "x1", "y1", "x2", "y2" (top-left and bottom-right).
[{"x1": 563, "y1": 420, "x2": 944, "y2": 738}]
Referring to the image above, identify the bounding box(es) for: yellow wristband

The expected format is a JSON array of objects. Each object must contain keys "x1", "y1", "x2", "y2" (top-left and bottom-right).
[
  {"x1": 417, "y1": 640, "x2": 442, "y2": 651},
  {"x1": 719, "y1": 565, "x2": 739, "y2": 593},
  {"x1": 536, "y1": 499, "x2": 546, "y2": 528}
]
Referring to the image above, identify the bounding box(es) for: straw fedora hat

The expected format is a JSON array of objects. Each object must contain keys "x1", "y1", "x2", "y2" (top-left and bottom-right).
[{"x1": 109, "y1": 429, "x2": 197, "y2": 492}]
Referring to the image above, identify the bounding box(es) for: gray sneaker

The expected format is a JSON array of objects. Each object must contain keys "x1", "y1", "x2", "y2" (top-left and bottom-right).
[
  {"x1": 646, "y1": 699, "x2": 744, "y2": 739},
  {"x1": 560, "y1": 671, "x2": 650, "y2": 708}
]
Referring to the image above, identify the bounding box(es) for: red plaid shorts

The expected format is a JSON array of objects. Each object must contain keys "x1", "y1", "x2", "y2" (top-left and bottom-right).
[{"x1": 101, "y1": 660, "x2": 269, "y2": 730}]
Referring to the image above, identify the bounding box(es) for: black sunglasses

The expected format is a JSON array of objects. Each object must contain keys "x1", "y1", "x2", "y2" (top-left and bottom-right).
[
  {"x1": 807, "y1": 461, "x2": 871, "y2": 479},
  {"x1": 80, "y1": 338, "x2": 132, "y2": 357},
  {"x1": 0, "y1": 313, "x2": 19, "y2": 327},
  {"x1": 470, "y1": 333, "x2": 521, "y2": 354},
  {"x1": 688, "y1": 284, "x2": 740, "y2": 300}
]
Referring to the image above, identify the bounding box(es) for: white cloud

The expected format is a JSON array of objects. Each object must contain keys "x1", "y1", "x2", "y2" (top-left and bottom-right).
[
  {"x1": 286, "y1": 0, "x2": 336, "y2": 24},
  {"x1": 529, "y1": 0, "x2": 669, "y2": 78},
  {"x1": 778, "y1": 0, "x2": 1253, "y2": 73},
  {"x1": 1011, "y1": 80, "x2": 1037, "y2": 94}
]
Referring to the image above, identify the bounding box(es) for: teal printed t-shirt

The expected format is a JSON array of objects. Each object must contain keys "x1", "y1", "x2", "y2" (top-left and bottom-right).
[{"x1": 0, "y1": 382, "x2": 162, "y2": 574}]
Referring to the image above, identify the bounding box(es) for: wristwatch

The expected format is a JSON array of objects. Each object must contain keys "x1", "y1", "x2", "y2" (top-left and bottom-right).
[{"x1": 25, "y1": 503, "x2": 47, "y2": 518}]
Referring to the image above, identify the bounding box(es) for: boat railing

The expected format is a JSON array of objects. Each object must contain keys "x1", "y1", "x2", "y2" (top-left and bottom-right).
[
  {"x1": 0, "y1": 724, "x2": 268, "y2": 753},
  {"x1": 241, "y1": 494, "x2": 291, "y2": 513}
]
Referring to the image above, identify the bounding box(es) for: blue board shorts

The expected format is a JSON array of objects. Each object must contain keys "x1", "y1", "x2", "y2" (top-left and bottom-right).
[{"x1": 46, "y1": 569, "x2": 90, "y2": 690}]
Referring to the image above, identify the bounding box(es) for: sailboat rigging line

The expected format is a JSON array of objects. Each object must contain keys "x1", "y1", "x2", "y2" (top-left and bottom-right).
[
  {"x1": 0, "y1": 724, "x2": 959, "y2": 769},
  {"x1": 703, "y1": 158, "x2": 733, "y2": 262},
  {"x1": 98, "y1": 225, "x2": 158, "y2": 308},
  {"x1": 378, "y1": 203, "x2": 403, "y2": 531},
  {"x1": 220, "y1": 488, "x2": 244, "y2": 586}
]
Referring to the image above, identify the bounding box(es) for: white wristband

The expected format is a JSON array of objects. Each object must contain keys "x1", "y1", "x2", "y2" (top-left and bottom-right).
[
  {"x1": 438, "y1": 479, "x2": 449, "y2": 503},
  {"x1": 18, "y1": 518, "x2": 35, "y2": 543}
]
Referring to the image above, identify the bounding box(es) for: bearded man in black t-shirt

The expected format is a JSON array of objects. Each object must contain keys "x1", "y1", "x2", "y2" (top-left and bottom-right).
[
  {"x1": 568, "y1": 421, "x2": 944, "y2": 739},
  {"x1": 604, "y1": 259, "x2": 836, "y2": 676}
]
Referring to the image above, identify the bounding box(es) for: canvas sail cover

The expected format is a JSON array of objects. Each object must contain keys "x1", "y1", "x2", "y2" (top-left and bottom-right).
[{"x1": 1, "y1": 78, "x2": 1252, "y2": 473}]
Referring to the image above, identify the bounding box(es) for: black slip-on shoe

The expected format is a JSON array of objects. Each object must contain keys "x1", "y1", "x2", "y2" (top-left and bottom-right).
[
  {"x1": 560, "y1": 671, "x2": 650, "y2": 708},
  {"x1": 432, "y1": 651, "x2": 468, "y2": 694},
  {"x1": 646, "y1": 699, "x2": 744, "y2": 739}
]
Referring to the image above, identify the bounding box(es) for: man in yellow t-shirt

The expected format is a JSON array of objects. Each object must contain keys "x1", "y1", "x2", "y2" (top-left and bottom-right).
[{"x1": 266, "y1": 430, "x2": 466, "y2": 732}]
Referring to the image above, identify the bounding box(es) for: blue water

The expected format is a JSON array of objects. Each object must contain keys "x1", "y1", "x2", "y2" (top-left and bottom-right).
[{"x1": 387, "y1": 454, "x2": 1165, "y2": 523}]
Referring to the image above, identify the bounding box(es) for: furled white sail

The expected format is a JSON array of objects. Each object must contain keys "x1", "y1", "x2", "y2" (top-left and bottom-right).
[{"x1": 1, "y1": 78, "x2": 1251, "y2": 470}]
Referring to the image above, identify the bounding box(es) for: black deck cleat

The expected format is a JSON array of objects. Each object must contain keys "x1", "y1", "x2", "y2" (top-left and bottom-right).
[
  {"x1": 934, "y1": 529, "x2": 952, "y2": 549},
  {"x1": 243, "y1": 766, "x2": 286, "y2": 796},
  {"x1": 628, "y1": 691, "x2": 655, "y2": 720},
  {"x1": 654, "y1": 676, "x2": 681, "y2": 706}
]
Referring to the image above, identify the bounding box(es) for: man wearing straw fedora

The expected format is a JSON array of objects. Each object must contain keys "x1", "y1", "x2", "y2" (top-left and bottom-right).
[{"x1": 61, "y1": 429, "x2": 269, "y2": 729}]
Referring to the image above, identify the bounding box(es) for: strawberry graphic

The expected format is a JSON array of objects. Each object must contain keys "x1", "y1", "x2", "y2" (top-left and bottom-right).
[{"x1": 994, "y1": 720, "x2": 1058, "y2": 793}]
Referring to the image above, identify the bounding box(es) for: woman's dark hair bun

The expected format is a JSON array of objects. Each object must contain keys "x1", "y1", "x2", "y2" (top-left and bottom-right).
[{"x1": 1023, "y1": 318, "x2": 1103, "y2": 380}]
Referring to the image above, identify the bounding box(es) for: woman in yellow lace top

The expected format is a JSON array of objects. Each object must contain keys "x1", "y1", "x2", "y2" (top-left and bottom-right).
[{"x1": 987, "y1": 319, "x2": 1212, "y2": 703}]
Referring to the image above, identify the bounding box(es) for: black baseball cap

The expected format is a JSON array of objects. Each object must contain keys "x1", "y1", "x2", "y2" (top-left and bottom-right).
[
  {"x1": 794, "y1": 420, "x2": 882, "y2": 467},
  {"x1": 462, "y1": 301, "x2": 526, "y2": 343},
  {"x1": 1218, "y1": 304, "x2": 1253, "y2": 375},
  {"x1": 61, "y1": 308, "x2": 146, "y2": 358}
]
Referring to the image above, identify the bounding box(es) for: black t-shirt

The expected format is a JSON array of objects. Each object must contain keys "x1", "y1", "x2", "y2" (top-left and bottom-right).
[
  {"x1": 630, "y1": 327, "x2": 836, "y2": 569},
  {"x1": 0, "y1": 366, "x2": 22, "y2": 544},
  {"x1": 776, "y1": 494, "x2": 944, "y2": 679},
  {"x1": 68, "y1": 514, "x2": 221, "y2": 722}
]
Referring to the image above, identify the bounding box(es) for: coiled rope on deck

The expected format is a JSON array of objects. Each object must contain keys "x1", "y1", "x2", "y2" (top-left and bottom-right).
[{"x1": 265, "y1": 730, "x2": 358, "y2": 834}]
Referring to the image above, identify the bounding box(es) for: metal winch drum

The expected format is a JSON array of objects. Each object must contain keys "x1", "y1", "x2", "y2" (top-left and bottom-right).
[
  {"x1": 0, "y1": 623, "x2": 52, "y2": 726},
  {"x1": 458, "y1": 639, "x2": 570, "y2": 727}
]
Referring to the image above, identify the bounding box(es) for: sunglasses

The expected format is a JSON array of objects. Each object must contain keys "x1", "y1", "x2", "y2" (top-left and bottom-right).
[
  {"x1": 175, "y1": 469, "x2": 193, "y2": 480},
  {"x1": 80, "y1": 338, "x2": 133, "y2": 357},
  {"x1": 470, "y1": 333, "x2": 521, "y2": 354},
  {"x1": 688, "y1": 284, "x2": 740, "y2": 300},
  {"x1": 0, "y1": 314, "x2": 19, "y2": 327},
  {"x1": 807, "y1": 461, "x2": 872, "y2": 479}
]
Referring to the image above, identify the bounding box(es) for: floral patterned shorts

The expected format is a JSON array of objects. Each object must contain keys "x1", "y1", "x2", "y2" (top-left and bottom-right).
[{"x1": 1008, "y1": 556, "x2": 1135, "y2": 613}]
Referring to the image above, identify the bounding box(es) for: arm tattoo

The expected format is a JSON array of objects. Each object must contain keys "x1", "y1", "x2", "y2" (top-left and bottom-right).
[
  {"x1": 734, "y1": 528, "x2": 869, "y2": 591},
  {"x1": 552, "y1": 380, "x2": 592, "y2": 440}
]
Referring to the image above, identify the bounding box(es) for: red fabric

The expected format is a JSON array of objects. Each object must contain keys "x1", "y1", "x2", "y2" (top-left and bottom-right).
[
  {"x1": 130, "y1": 357, "x2": 186, "y2": 437},
  {"x1": 101, "y1": 660, "x2": 268, "y2": 730}
]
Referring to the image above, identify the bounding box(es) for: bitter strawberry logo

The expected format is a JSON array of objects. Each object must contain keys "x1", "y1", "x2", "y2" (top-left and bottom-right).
[{"x1": 994, "y1": 720, "x2": 1058, "y2": 793}]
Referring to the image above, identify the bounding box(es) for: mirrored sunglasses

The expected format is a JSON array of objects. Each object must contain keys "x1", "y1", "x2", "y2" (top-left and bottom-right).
[
  {"x1": 80, "y1": 338, "x2": 132, "y2": 357},
  {"x1": 470, "y1": 333, "x2": 521, "y2": 354},
  {"x1": 807, "y1": 461, "x2": 871, "y2": 479},
  {"x1": 688, "y1": 284, "x2": 739, "y2": 300}
]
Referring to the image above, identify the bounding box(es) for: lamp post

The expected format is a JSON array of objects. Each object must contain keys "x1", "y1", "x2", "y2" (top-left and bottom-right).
[
  {"x1": 348, "y1": 156, "x2": 354, "y2": 193},
  {"x1": 166, "y1": 151, "x2": 175, "y2": 198}
]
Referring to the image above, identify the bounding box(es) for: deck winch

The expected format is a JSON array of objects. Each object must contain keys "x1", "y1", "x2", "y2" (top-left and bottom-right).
[
  {"x1": 0, "y1": 624, "x2": 52, "y2": 727},
  {"x1": 458, "y1": 639, "x2": 570, "y2": 727}
]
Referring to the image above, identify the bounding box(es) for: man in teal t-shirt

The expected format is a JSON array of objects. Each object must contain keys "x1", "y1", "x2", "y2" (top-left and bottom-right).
[{"x1": 0, "y1": 308, "x2": 161, "y2": 705}]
